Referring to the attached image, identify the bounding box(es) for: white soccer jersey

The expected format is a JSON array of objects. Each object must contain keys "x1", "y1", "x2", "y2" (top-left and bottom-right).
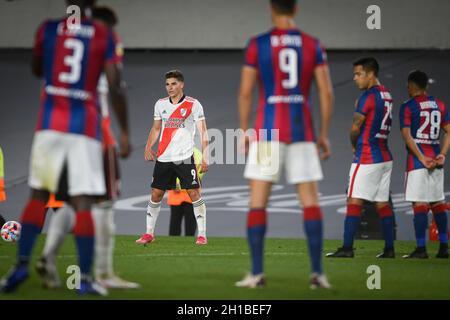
[{"x1": 154, "y1": 95, "x2": 205, "y2": 162}]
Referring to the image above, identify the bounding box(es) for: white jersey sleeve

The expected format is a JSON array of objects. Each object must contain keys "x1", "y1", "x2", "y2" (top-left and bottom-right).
[
  {"x1": 154, "y1": 100, "x2": 162, "y2": 120},
  {"x1": 193, "y1": 100, "x2": 205, "y2": 121}
]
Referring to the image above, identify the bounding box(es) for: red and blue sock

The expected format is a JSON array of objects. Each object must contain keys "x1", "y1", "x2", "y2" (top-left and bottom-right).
[
  {"x1": 413, "y1": 205, "x2": 429, "y2": 248},
  {"x1": 74, "y1": 211, "x2": 95, "y2": 276},
  {"x1": 431, "y1": 203, "x2": 448, "y2": 244},
  {"x1": 246, "y1": 209, "x2": 266, "y2": 276},
  {"x1": 377, "y1": 205, "x2": 395, "y2": 250},
  {"x1": 303, "y1": 206, "x2": 323, "y2": 274},
  {"x1": 18, "y1": 199, "x2": 47, "y2": 265},
  {"x1": 343, "y1": 204, "x2": 361, "y2": 249}
]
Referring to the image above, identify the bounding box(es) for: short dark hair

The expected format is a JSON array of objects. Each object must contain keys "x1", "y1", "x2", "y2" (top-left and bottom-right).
[
  {"x1": 165, "y1": 70, "x2": 184, "y2": 82},
  {"x1": 270, "y1": 0, "x2": 296, "y2": 15},
  {"x1": 353, "y1": 57, "x2": 379, "y2": 77},
  {"x1": 66, "y1": 0, "x2": 96, "y2": 9},
  {"x1": 408, "y1": 70, "x2": 429, "y2": 89},
  {"x1": 92, "y1": 6, "x2": 118, "y2": 26}
]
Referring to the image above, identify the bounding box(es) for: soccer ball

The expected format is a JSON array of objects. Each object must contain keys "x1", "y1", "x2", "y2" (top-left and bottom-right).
[{"x1": 1, "y1": 221, "x2": 21, "y2": 242}]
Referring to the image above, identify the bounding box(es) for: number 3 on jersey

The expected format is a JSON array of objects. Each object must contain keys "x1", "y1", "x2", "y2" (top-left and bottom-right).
[{"x1": 59, "y1": 38, "x2": 84, "y2": 84}]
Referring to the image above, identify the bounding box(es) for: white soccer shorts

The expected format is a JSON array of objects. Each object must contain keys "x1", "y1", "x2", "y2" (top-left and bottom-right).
[
  {"x1": 28, "y1": 130, "x2": 106, "y2": 196},
  {"x1": 347, "y1": 161, "x2": 393, "y2": 202},
  {"x1": 405, "y1": 168, "x2": 445, "y2": 202},
  {"x1": 244, "y1": 141, "x2": 323, "y2": 184}
]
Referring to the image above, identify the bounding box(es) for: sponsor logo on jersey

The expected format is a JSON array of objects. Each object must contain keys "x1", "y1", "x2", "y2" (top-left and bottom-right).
[{"x1": 165, "y1": 118, "x2": 186, "y2": 128}]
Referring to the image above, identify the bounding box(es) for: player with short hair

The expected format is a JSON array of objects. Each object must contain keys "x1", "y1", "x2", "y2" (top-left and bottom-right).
[
  {"x1": 0, "y1": 0, "x2": 130, "y2": 295},
  {"x1": 399, "y1": 70, "x2": 449, "y2": 259},
  {"x1": 136, "y1": 70, "x2": 209, "y2": 245},
  {"x1": 327, "y1": 57, "x2": 396, "y2": 258},
  {"x1": 236, "y1": 0, "x2": 334, "y2": 289},
  {"x1": 34, "y1": 6, "x2": 139, "y2": 290}
]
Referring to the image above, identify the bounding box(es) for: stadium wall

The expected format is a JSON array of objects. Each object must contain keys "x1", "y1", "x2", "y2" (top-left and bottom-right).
[{"x1": 0, "y1": 0, "x2": 449, "y2": 49}]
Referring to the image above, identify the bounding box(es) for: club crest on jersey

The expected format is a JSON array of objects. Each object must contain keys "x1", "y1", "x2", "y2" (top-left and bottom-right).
[{"x1": 180, "y1": 108, "x2": 187, "y2": 117}]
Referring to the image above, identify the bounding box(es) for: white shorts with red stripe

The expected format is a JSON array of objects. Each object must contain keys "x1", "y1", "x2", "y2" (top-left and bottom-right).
[
  {"x1": 28, "y1": 130, "x2": 106, "y2": 196},
  {"x1": 405, "y1": 168, "x2": 445, "y2": 202},
  {"x1": 244, "y1": 141, "x2": 323, "y2": 184},
  {"x1": 347, "y1": 161, "x2": 393, "y2": 202}
]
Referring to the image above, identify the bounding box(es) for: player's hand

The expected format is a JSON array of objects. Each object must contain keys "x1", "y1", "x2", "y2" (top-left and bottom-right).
[
  {"x1": 317, "y1": 136, "x2": 331, "y2": 160},
  {"x1": 200, "y1": 160, "x2": 209, "y2": 173},
  {"x1": 435, "y1": 154, "x2": 446, "y2": 168},
  {"x1": 119, "y1": 132, "x2": 131, "y2": 159},
  {"x1": 144, "y1": 147, "x2": 157, "y2": 161},
  {"x1": 352, "y1": 146, "x2": 356, "y2": 155},
  {"x1": 239, "y1": 134, "x2": 251, "y2": 155},
  {"x1": 420, "y1": 155, "x2": 436, "y2": 169}
]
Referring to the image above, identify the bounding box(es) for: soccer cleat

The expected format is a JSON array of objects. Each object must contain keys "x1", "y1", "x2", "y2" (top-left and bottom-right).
[
  {"x1": 96, "y1": 274, "x2": 141, "y2": 289},
  {"x1": 326, "y1": 247, "x2": 354, "y2": 258},
  {"x1": 135, "y1": 233, "x2": 155, "y2": 245},
  {"x1": 195, "y1": 236, "x2": 207, "y2": 245},
  {"x1": 0, "y1": 264, "x2": 29, "y2": 293},
  {"x1": 310, "y1": 273, "x2": 331, "y2": 289},
  {"x1": 235, "y1": 273, "x2": 265, "y2": 288},
  {"x1": 77, "y1": 279, "x2": 108, "y2": 296},
  {"x1": 402, "y1": 247, "x2": 429, "y2": 259},
  {"x1": 35, "y1": 257, "x2": 61, "y2": 289},
  {"x1": 376, "y1": 248, "x2": 395, "y2": 259},
  {"x1": 436, "y1": 243, "x2": 449, "y2": 259}
]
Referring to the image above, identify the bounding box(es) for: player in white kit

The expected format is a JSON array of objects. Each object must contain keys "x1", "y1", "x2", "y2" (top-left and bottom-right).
[{"x1": 136, "y1": 70, "x2": 210, "y2": 245}]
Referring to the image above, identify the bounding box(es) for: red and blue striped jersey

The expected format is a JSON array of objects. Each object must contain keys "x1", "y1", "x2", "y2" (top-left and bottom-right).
[
  {"x1": 244, "y1": 28, "x2": 327, "y2": 143},
  {"x1": 399, "y1": 95, "x2": 450, "y2": 171},
  {"x1": 33, "y1": 18, "x2": 123, "y2": 140},
  {"x1": 353, "y1": 85, "x2": 393, "y2": 164}
]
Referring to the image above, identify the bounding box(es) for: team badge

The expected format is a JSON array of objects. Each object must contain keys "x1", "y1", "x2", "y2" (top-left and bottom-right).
[{"x1": 180, "y1": 108, "x2": 187, "y2": 117}]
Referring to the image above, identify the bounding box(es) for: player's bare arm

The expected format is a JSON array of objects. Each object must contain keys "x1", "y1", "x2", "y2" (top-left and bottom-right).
[
  {"x1": 238, "y1": 66, "x2": 258, "y2": 154},
  {"x1": 196, "y1": 119, "x2": 209, "y2": 173},
  {"x1": 350, "y1": 111, "x2": 365, "y2": 152},
  {"x1": 314, "y1": 64, "x2": 334, "y2": 160},
  {"x1": 401, "y1": 127, "x2": 436, "y2": 169},
  {"x1": 436, "y1": 123, "x2": 450, "y2": 166},
  {"x1": 105, "y1": 63, "x2": 131, "y2": 158},
  {"x1": 144, "y1": 119, "x2": 162, "y2": 161}
]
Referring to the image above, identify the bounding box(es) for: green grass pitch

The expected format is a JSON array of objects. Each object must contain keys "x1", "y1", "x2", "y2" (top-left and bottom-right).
[{"x1": 0, "y1": 236, "x2": 449, "y2": 300}]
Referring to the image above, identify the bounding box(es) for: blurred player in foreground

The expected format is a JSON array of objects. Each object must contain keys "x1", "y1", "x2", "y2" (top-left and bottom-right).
[
  {"x1": 0, "y1": 0, "x2": 130, "y2": 295},
  {"x1": 236, "y1": 0, "x2": 334, "y2": 289},
  {"x1": 35, "y1": 6, "x2": 139, "y2": 289}
]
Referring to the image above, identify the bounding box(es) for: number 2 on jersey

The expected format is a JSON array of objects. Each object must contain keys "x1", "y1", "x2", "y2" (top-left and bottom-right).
[
  {"x1": 380, "y1": 101, "x2": 393, "y2": 131},
  {"x1": 59, "y1": 38, "x2": 84, "y2": 84}
]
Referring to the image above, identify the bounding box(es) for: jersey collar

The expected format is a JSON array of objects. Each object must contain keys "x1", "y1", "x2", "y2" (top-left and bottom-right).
[{"x1": 169, "y1": 94, "x2": 186, "y2": 105}]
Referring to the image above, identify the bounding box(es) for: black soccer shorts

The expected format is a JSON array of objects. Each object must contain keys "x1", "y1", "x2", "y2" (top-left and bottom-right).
[{"x1": 151, "y1": 156, "x2": 200, "y2": 191}]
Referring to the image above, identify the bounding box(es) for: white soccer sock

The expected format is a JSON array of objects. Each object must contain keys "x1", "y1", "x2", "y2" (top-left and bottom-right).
[
  {"x1": 43, "y1": 205, "x2": 75, "y2": 267},
  {"x1": 146, "y1": 200, "x2": 161, "y2": 235},
  {"x1": 192, "y1": 198, "x2": 206, "y2": 238},
  {"x1": 93, "y1": 201, "x2": 115, "y2": 278}
]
